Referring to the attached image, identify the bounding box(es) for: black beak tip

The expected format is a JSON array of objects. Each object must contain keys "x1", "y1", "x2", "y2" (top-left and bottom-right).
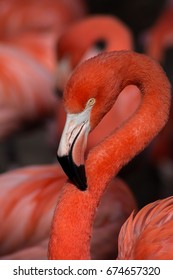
[
  {"x1": 75, "y1": 180, "x2": 87, "y2": 191},
  {"x1": 57, "y1": 155, "x2": 87, "y2": 191}
]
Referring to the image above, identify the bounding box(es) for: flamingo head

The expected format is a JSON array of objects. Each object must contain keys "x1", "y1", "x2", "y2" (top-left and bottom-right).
[{"x1": 57, "y1": 51, "x2": 122, "y2": 191}]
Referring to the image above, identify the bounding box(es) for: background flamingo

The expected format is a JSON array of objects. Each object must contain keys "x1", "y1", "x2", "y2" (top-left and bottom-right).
[
  {"x1": 0, "y1": 44, "x2": 58, "y2": 141},
  {"x1": 0, "y1": 164, "x2": 136, "y2": 260},
  {"x1": 141, "y1": 0, "x2": 173, "y2": 198},
  {"x1": 48, "y1": 50, "x2": 171, "y2": 259},
  {"x1": 144, "y1": 1, "x2": 173, "y2": 63},
  {"x1": 117, "y1": 196, "x2": 173, "y2": 259},
  {"x1": 0, "y1": 0, "x2": 87, "y2": 130},
  {"x1": 0, "y1": 0, "x2": 87, "y2": 73},
  {"x1": 0, "y1": 0, "x2": 85, "y2": 168},
  {"x1": 1, "y1": 238, "x2": 48, "y2": 260},
  {"x1": 0, "y1": 0, "x2": 86, "y2": 39},
  {"x1": 0, "y1": 164, "x2": 66, "y2": 257}
]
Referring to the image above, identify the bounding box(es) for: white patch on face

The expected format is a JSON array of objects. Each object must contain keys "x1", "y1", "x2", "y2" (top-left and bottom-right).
[{"x1": 57, "y1": 104, "x2": 93, "y2": 158}]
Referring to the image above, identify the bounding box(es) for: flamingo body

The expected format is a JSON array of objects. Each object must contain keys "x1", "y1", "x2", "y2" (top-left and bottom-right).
[
  {"x1": 117, "y1": 196, "x2": 173, "y2": 259},
  {"x1": 5, "y1": 31, "x2": 58, "y2": 73},
  {"x1": 0, "y1": 0, "x2": 86, "y2": 39},
  {"x1": 0, "y1": 164, "x2": 66, "y2": 256},
  {"x1": 1, "y1": 239, "x2": 48, "y2": 260},
  {"x1": 0, "y1": 44, "x2": 57, "y2": 139}
]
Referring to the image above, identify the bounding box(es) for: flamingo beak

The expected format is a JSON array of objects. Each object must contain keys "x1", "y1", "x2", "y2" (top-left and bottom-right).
[{"x1": 57, "y1": 108, "x2": 91, "y2": 191}]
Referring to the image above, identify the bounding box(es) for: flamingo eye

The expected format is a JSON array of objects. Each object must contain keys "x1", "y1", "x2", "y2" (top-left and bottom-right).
[{"x1": 86, "y1": 98, "x2": 96, "y2": 108}]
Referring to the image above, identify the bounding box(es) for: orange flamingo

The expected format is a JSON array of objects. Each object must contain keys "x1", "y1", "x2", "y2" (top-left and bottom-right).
[
  {"x1": 0, "y1": 164, "x2": 65, "y2": 257},
  {"x1": 0, "y1": 0, "x2": 86, "y2": 73},
  {"x1": 4, "y1": 31, "x2": 58, "y2": 73},
  {"x1": 144, "y1": 4, "x2": 173, "y2": 157},
  {"x1": 48, "y1": 50, "x2": 171, "y2": 259},
  {"x1": 0, "y1": 164, "x2": 136, "y2": 260},
  {"x1": 0, "y1": 44, "x2": 57, "y2": 140},
  {"x1": 1, "y1": 239, "x2": 48, "y2": 260},
  {"x1": 55, "y1": 16, "x2": 141, "y2": 149},
  {"x1": 142, "y1": 3, "x2": 173, "y2": 195},
  {"x1": 57, "y1": 15, "x2": 133, "y2": 84},
  {"x1": 0, "y1": 0, "x2": 86, "y2": 39},
  {"x1": 0, "y1": 0, "x2": 85, "y2": 166},
  {"x1": 145, "y1": 6, "x2": 173, "y2": 62},
  {"x1": 117, "y1": 196, "x2": 173, "y2": 259}
]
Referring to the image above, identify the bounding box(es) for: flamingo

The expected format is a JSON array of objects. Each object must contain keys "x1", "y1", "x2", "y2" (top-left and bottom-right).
[
  {"x1": 48, "y1": 50, "x2": 171, "y2": 259},
  {"x1": 117, "y1": 196, "x2": 173, "y2": 259},
  {"x1": 55, "y1": 15, "x2": 141, "y2": 150},
  {"x1": 0, "y1": 0, "x2": 86, "y2": 73},
  {"x1": 0, "y1": 1, "x2": 87, "y2": 159},
  {"x1": 4, "y1": 31, "x2": 59, "y2": 74},
  {"x1": 57, "y1": 15, "x2": 133, "y2": 84},
  {"x1": 0, "y1": 0, "x2": 86, "y2": 39},
  {"x1": 144, "y1": 6, "x2": 173, "y2": 62},
  {"x1": 0, "y1": 44, "x2": 57, "y2": 140},
  {"x1": 1, "y1": 238, "x2": 49, "y2": 260},
  {"x1": 142, "y1": 2, "x2": 173, "y2": 197},
  {"x1": 0, "y1": 164, "x2": 66, "y2": 257},
  {"x1": 0, "y1": 164, "x2": 136, "y2": 260},
  {"x1": 0, "y1": 41, "x2": 61, "y2": 169},
  {"x1": 0, "y1": 0, "x2": 86, "y2": 168}
]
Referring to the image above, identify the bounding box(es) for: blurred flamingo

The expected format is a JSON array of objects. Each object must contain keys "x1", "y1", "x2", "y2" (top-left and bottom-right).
[
  {"x1": 57, "y1": 15, "x2": 133, "y2": 86},
  {"x1": 0, "y1": 0, "x2": 87, "y2": 73},
  {"x1": 1, "y1": 239, "x2": 48, "y2": 260},
  {"x1": 0, "y1": 0, "x2": 86, "y2": 39},
  {"x1": 4, "y1": 31, "x2": 58, "y2": 73},
  {"x1": 117, "y1": 196, "x2": 173, "y2": 259},
  {"x1": 0, "y1": 165, "x2": 136, "y2": 260},
  {"x1": 143, "y1": 1, "x2": 173, "y2": 196},
  {"x1": 0, "y1": 44, "x2": 57, "y2": 140},
  {"x1": 0, "y1": 1, "x2": 87, "y2": 164},
  {"x1": 0, "y1": 0, "x2": 83, "y2": 162},
  {"x1": 0, "y1": 164, "x2": 65, "y2": 257},
  {"x1": 55, "y1": 15, "x2": 141, "y2": 150},
  {"x1": 144, "y1": 6, "x2": 173, "y2": 62},
  {"x1": 48, "y1": 50, "x2": 171, "y2": 259}
]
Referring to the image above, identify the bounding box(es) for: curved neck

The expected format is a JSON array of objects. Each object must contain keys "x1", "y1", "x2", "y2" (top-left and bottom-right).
[
  {"x1": 49, "y1": 51, "x2": 171, "y2": 259},
  {"x1": 59, "y1": 16, "x2": 133, "y2": 68},
  {"x1": 86, "y1": 52, "x2": 171, "y2": 198},
  {"x1": 78, "y1": 16, "x2": 133, "y2": 51}
]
